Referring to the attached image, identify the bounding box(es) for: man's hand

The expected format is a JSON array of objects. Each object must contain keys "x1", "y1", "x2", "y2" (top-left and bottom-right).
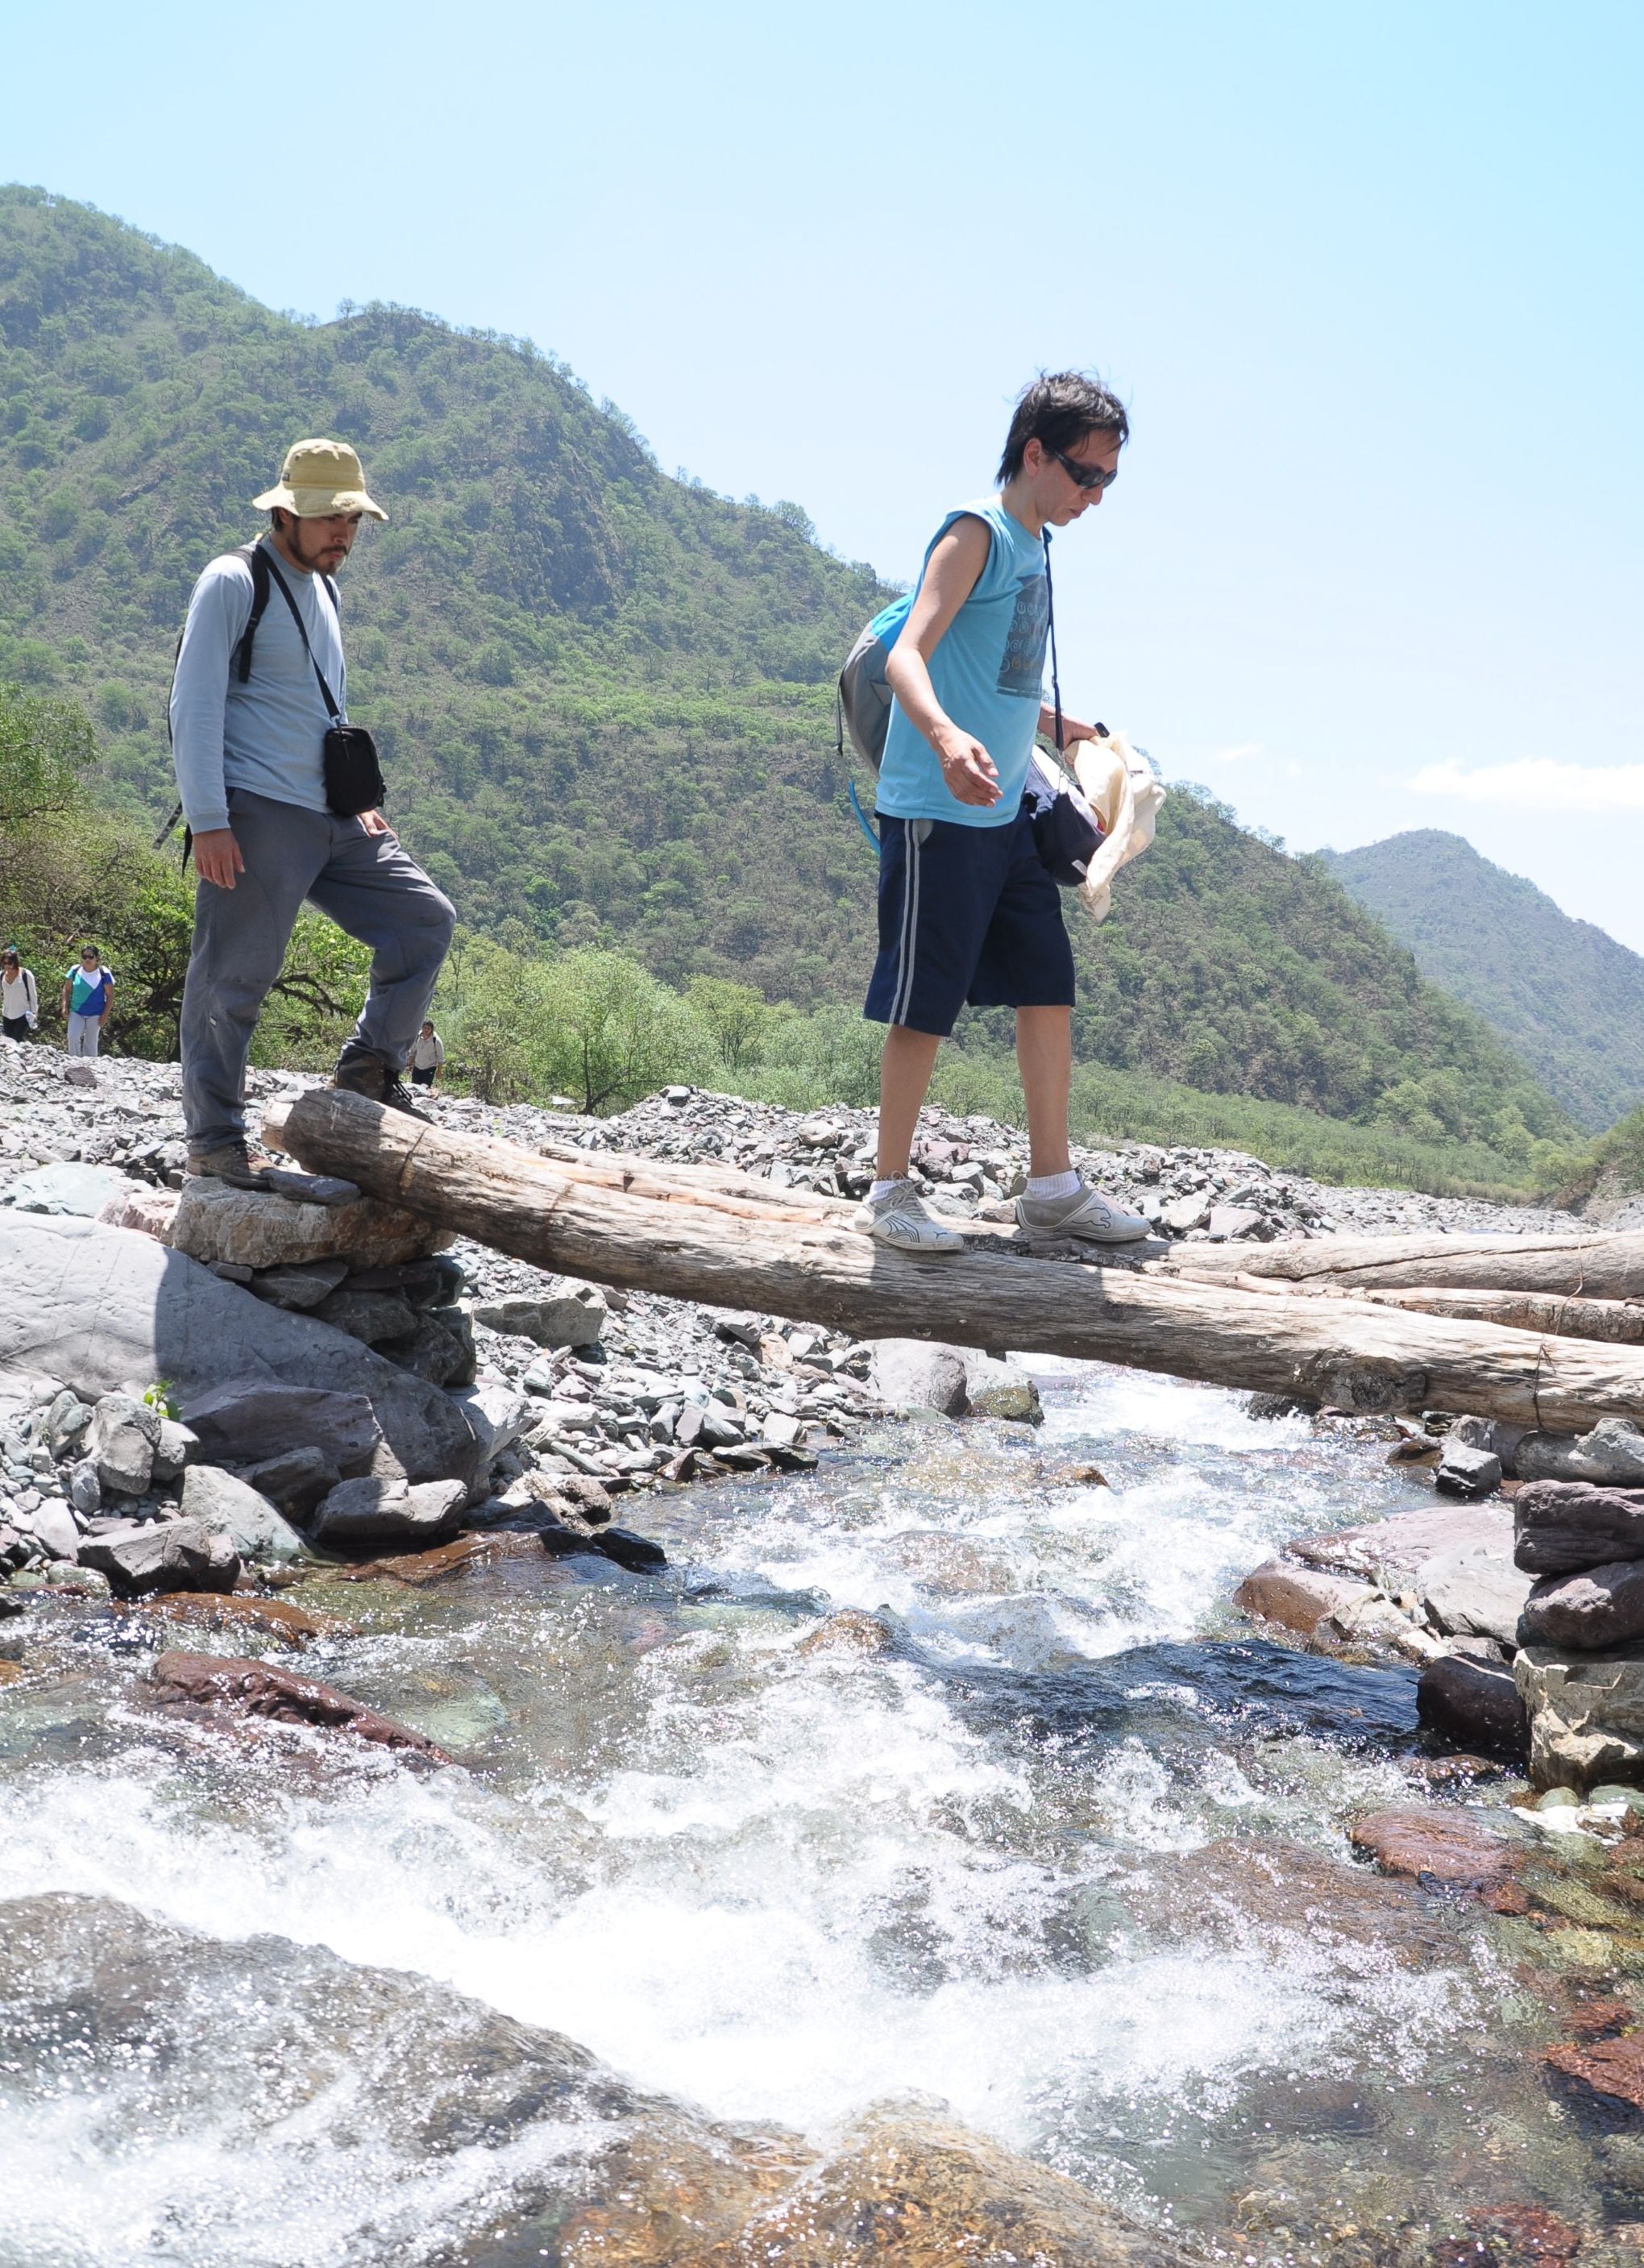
[
  {"x1": 1040, "y1": 704, "x2": 1104, "y2": 746},
  {"x1": 193, "y1": 829, "x2": 245, "y2": 890},
  {"x1": 359, "y1": 809, "x2": 392, "y2": 837},
  {"x1": 934, "y1": 727, "x2": 1001, "y2": 808}
]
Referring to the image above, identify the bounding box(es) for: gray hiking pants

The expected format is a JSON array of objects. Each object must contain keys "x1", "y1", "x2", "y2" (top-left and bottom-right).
[{"x1": 180, "y1": 787, "x2": 455, "y2": 1151}]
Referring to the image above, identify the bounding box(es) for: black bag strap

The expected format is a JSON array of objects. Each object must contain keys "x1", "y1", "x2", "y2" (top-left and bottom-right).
[
  {"x1": 262, "y1": 549, "x2": 344, "y2": 721},
  {"x1": 1041, "y1": 527, "x2": 1064, "y2": 756}
]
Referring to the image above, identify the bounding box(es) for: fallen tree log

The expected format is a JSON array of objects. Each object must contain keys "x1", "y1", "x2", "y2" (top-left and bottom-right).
[
  {"x1": 1206, "y1": 1274, "x2": 1644, "y2": 1347},
  {"x1": 530, "y1": 1137, "x2": 852, "y2": 1224},
  {"x1": 262, "y1": 1091, "x2": 1644, "y2": 1433},
  {"x1": 1153, "y1": 1229, "x2": 1644, "y2": 1301}
]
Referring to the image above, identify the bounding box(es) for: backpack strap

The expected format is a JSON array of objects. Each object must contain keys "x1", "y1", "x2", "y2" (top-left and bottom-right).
[
  {"x1": 159, "y1": 542, "x2": 272, "y2": 854},
  {"x1": 1041, "y1": 528, "x2": 1064, "y2": 757}
]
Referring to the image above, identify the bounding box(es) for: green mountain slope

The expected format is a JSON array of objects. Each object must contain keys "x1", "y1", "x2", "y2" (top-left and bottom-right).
[
  {"x1": 1318, "y1": 830, "x2": 1644, "y2": 1133},
  {"x1": 0, "y1": 185, "x2": 1574, "y2": 1162}
]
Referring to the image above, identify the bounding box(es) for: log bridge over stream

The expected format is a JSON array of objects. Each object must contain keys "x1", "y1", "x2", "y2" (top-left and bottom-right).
[{"x1": 264, "y1": 1089, "x2": 1644, "y2": 1439}]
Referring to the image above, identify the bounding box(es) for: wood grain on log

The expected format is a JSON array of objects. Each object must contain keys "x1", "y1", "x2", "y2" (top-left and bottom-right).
[
  {"x1": 1205, "y1": 1274, "x2": 1644, "y2": 1346},
  {"x1": 1154, "y1": 1230, "x2": 1644, "y2": 1301},
  {"x1": 262, "y1": 1092, "x2": 1644, "y2": 1432}
]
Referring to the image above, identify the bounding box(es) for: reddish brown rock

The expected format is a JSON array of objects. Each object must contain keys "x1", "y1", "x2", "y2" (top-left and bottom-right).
[
  {"x1": 1348, "y1": 1805, "x2": 1517, "y2": 1888},
  {"x1": 133, "y1": 1593, "x2": 344, "y2": 1645},
  {"x1": 1290, "y1": 1502, "x2": 1510, "y2": 1581},
  {"x1": 1515, "y1": 1481, "x2": 1644, "y2": 1576},
  {"x1": 330, "y1": 1531, "x2": 542, "y2": 1585},
  {"x1": 1521, "y1": 1560, "x2": 1644, "y2": 1651},
  {"x1": 147, "y1": 1650, "x2": 450, "y2": 1760},
  {"x1": 1234, "y1": 1560, "x2": 1375, "y2": 1639},
  {"x1": 1545, "y1": 2031, "x2": 1644, "y2": 2112}
]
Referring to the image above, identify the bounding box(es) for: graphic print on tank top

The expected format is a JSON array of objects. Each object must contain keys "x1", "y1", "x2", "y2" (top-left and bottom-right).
[{"x1": 996, "y1": 572, "x2": 1049, "y2": 698}]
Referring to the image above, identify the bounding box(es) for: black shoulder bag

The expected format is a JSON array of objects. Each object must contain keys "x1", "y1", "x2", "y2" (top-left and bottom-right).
[
  {"x1": 262, "y1": 550, "x2": 387, "y2": 819},
  {"x1": 1026, "y1": 528, "x2": 1107, "y2": 887}
]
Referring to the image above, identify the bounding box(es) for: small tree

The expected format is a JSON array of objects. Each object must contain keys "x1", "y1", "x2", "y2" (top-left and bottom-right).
[
  {"x1": 685, "y1": 974, "x2": 775, "y2": 1070},
  {"x1": 530, "y1": 949, "x2": 713, "y2": 1114}
]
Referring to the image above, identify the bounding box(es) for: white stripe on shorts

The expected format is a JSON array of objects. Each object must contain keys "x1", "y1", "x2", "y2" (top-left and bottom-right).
[{"x1": 890, "y1": 821, "x2": 923, "y2": 1025}]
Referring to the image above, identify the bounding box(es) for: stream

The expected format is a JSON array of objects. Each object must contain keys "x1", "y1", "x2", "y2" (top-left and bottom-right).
[{"x1": 0, "y1": 1359, "x2": 1634, "y2": 2265}]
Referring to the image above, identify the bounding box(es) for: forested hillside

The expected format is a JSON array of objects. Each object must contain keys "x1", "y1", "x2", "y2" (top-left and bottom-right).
[
  {"x1": 0, "y1": 185, "x2": 1574, "y2": 1165},
  {"x1": 1320, "y1": 831, "x2": 1644, "y2": 1133}
]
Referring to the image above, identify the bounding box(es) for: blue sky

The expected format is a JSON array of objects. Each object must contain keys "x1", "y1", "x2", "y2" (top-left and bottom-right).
[{"x1": 5, "y1": 0, "x2": 1642, "y2": 944}]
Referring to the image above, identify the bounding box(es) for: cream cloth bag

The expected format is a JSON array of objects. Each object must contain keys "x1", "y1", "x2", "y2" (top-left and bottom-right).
[{"x1": 1067, "y1": 732, "x2": 1165, "y2": 923}]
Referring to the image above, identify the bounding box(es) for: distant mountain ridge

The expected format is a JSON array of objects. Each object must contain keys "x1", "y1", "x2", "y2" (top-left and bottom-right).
[
  {"x1": 0, "y1": 186, "x2": 1576, "y2": 1165},
  {"x1": 1318, "y1": 830, "x2": 1644, "y2": 1132}
]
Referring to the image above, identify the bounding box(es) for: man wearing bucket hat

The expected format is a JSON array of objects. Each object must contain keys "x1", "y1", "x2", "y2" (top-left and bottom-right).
[{"x1": 169, "y1": 438, "x2": 455, "y2": 1188}]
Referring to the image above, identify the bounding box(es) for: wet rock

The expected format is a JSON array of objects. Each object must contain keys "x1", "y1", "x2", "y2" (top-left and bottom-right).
[
  {"x1": 182, "y1": 1381, "x2": 380, "y2": 1474},
  {"x1": 471, "y1": 1281, "x2": 608, "y2": 1348},
  {"x1": 240, "y1": 1445, "x2": 340, "y2": 1522},
  {"x1": 1521, "y1": 1561, "x2": 1644, "y2": 1651},
  {"x1": 1290, "y1": 1501, "x2": 1512, "y2": 1582},
  {"x1": 1234, "y1": 1560, "x2": 1377, "y2": 1638},
  {"x1": 963, "y1": 1352, "x2": 1042, "y2": 1424},
  {"x1": 85, "y1": 1392, "x2": 160, "y2": 1497},
  {"x1": 591, "y1": 1526, "x2": 667, "y2": 1572},
  {"x1": 1415, "y1": 1541, "x2": 1532, "y2": 1646},
  {"x1": 1416, "y1": 1652, "x2": 1529, "y2": 1759},
  {"x1": 77, "y1": 1517, "x2": 239, "y2": 1597},
  {"x1": 168, "y1": 1178, "x2": 450, "y2": 1271},
  {"x1": 1434, "y1": 1439, "x2": 1503, "y2": 1498},
  {"x1": 1517, "y1": 1419, "x2": 1644, "y2": 1489},
  {"x1": 132, "y1": 1591, "x2": 344, "y2": 1646},
  {"x1": 870, "y1": 1339, "x2": 969, "y2": 1417},
  {"x1": 1515, "y1": 1481, "x2": 1644, "y2": 1575},
  {"x1": 331, "y1": 1531, "x2": 544, "y2": 1583},
  {"x1": 1517, "y1": 1643, "x2": 1644, "y2": 1790},
  {"x1": 245, "y1": 1258, "x2": 349, "y2": 1311},
  {"x1": 309, "y1": 1475, "x2": 469, "y2": 1552},
  {"x1": 557, "y1": 1473, "x2": 614, "y2": 1523},
  {"x1": 1546, "y1": 2033, "x2": 1644, "y2": 2113},
  {"x1": 178, "y1": 1465, "x2": 313, "y2": 1562},
  {"x1": 1348, "y1": 1805, "x2": 1517, "y2": 1887},
  {"x1": 797, "y1": 1608, "x2": 899, "y2": 1657},
  {"x1": 1247, "y1": 1390, "x2": 1319, "y2": 1420},
  {"x1": 147, "y1": 1650, "x2": 450, "y2": 1760},
  {"x1": 311, "y1": 1287, "x2": 417, "y2": 1346}
]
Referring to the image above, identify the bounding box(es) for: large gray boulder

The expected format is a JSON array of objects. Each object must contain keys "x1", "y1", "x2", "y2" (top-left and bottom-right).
[
  {"x1": 4, "y1": 1161, "x2": 131, "y2": 1217},
  {"x1": 870, "y1": 1340, "x2": 969, "y2": 1418},
  {"x1": 183, "y1": 1382, "x2": 380, "y2": 1474},
  {"x1": 1415, "y1": 1541, "x2": 1532, "y2": 1647},
  {"x1": 0, "y1": 1215, "x2": 478, "y2": 1486},
  {"x1": 1514, "y1": 1481, "x2": 1644, "y2": 1575},
  {"x1": 309, "y1": 1476, "x2": 469, "y2": 1551},
  {"x1": 78, "y1": 1517, "x2": 240, "y2": 1597},
  {"x1": 1517, "y1": 1420, "x2": 1644, "y2": 1489},
  {"x1": 178, "y1": 1465, "x2": 314, "y2": 1562},
  {"x1": 1520, "y1": 1560, "x2": 1644, "y2": 1652}
]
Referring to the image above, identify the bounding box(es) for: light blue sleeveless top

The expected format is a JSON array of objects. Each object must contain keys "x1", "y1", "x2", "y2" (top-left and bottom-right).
[{"x1": 874, "y1": 497, "x2": 1048, "y2": 829}]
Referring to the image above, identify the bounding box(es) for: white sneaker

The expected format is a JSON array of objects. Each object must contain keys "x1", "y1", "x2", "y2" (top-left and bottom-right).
[
  {"x1": 857, "y1": 1180, "x2": 966, "y2": 1254},
  {"x1": 1015, "y1": 1178, "x2": 1151, "y2": 1248}
]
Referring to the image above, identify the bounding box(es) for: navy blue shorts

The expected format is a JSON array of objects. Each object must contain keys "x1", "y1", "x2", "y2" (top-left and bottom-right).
[{"x1": 863, "y1": 806, "x2": 1076, "y2": 1037}]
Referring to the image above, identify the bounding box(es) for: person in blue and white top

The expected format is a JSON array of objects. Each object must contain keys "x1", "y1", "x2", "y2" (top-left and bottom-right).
[
  {"x1": 860, "y1": 371, "x2": 1150, "y2": 1255},
  {"x1": 60, "y1": 945, "x2": 113, "y2": 1058}
]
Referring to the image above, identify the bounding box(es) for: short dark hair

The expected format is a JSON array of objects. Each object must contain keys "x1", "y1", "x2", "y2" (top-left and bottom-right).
[{"x1": 998, "y1": 371, "x2": 1130, "y2": 484}]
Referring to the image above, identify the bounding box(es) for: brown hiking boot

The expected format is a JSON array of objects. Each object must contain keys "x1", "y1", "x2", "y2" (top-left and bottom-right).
[
  {"x1": 185, "y1": 1139, "x2": 278, "y2": 1190},
  {"x1": 332, "y1": 1049, "x2": 432, "y2": 1121}
]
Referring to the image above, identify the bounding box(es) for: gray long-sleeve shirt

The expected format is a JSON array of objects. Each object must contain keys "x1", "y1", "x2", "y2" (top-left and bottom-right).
[{"x1": 168, "y1": 538, "x2": 347, "y2": 833}]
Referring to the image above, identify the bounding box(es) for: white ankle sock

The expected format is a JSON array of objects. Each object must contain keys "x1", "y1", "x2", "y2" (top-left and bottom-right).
[
  {"x1": 1027, "y1": 1169, "x2": 1081, "y2": 1201},
  {"x1": 868, "y1": 1176, "x2": 911, "y2": 1205}
]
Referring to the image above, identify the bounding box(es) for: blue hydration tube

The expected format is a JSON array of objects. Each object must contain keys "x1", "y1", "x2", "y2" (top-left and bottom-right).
[{"x1": 847, "y1": 778, "x2": 879, "y2": 854}]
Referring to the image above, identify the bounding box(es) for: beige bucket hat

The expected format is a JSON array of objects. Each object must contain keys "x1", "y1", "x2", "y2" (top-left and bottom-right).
[{"x1": 253, "y1": 438, "x2": 387, "y2": 521}]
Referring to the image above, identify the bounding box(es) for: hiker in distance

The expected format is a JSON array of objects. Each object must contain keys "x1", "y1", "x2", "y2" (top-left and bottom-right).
[
  {"x1": 61, "y1": 945, "x2": 113, "y2": 1058},
  {"x1": 859, "y1": 372, "x2": 1149, "y2": 1254},
  {"x1": 2, "y1": 947, "x2": 39, "y2": 1043},
  {"x1": 169, "y1": 438, "x2": 455, "y2": 1187}
]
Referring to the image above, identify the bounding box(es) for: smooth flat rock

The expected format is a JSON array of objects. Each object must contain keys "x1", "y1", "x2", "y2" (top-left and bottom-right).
[
  {"x1": 247, "y1": 1260, "x2": 349, "y2": 1311},
  {"x1": 4, "y1": 1161, "x2": 132, "y2": 1216},
  {"x1": 168, "y1": 1178, "x2": 450, "y2": 1272},
  {"x1": 132, "y1": 1592, "x2": 342, "y2": 1647},
  {"x1": 1517, "y1": 1642, "x2": 1644, "y2": 1792},
  {"x1": 1521, "y1": 1560, "x2": 1644, "y2": 1652},
  {"x1": 1290, "y1": 1502, "x2": 1513, "y2": 1582},
  {"x1": 1234, "y1": 1560, "x2": 1378, "y2": 1638},
  {"x1": 1515, "y1": 1481, "x2": 1644, "y2": 1575},
  {"x1": 309, "y1": 1475, "x2": 469, "y2": 1551},
  {"x1": 178, "y1": 1465, "x2": 313, "y2": 1562},
  {"x1": 1517, "y1": 1420, "x2": 1644, "y2": 1489},
  {"x1": 870, "y1": 1339, "x2": 969, "y2": 1418},
  {"x1": 1416, "y1": 1652, "x2": 1529, "y2": 1759},
  {"x1": 1348, "y1": 1805, "x2": 1516, "y2": 1887},
  {"x1": 1416, "y1": 1542, "x2": 1533, "y2": 1646},
  {"x1": 148, "y1": 1650, "x2": 450, "y2": 1760},
  {"x1": 0, "y1": 1216, "x2": 476, "y2": 1485},
  {"x1": 78, "y1": 1518, "x2": 240, "y2": 1598}
]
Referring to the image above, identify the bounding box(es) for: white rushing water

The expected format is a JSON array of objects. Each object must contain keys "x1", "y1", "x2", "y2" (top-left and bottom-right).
[{"x1": 0, "y1": 1360, "x2": 1540, "y2": 2262}]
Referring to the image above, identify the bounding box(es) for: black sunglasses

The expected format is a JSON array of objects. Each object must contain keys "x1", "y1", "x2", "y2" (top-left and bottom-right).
[{"x1": 1046, "y1": 443, "x2": 1119, "y2": 492}]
